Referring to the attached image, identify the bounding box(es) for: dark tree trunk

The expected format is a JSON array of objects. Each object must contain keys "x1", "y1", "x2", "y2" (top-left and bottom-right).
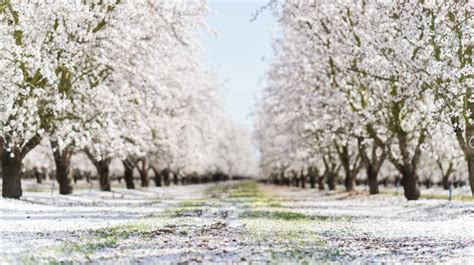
[
  {"x1": 357, "y1": 138, "x2": 385, "y2": 195},
  {"x1": 367, "y1": 168, "x2": 379, "y2": 195},
  {"x1": 153, "y1": 168, "x2": 162, "y2": 187},
  {"x1": 2, "y1": 152, "x2": 23, "y2": 198},
  {"x1": 460, "y1": 97, "x2": 474, "y2": 196},
  {"x1": 87, "y1": 152, "x2": 112, "y2": 192},
  {"x1": 322, "y1": 156, "x2": 339, "y2": 191},
  {"x1": 340, "y1": 145, "x2": 354, "y2": 192},
  {"x1": 213, "y1": 173, "x2": 223, "y2": 182},
  {"x1": 335, "y1": 142, "x2": 361, "y2": 192},
  {"x1": 344, "y1": 172, "x2": 355, "y2": 192},
  {"x1": 97, "y1": 159, "x2": 111, "y2": 191},
  {"x1": 181, "y1": 176, "x2": 188, "y2": 185},
  {"x1": 194, "y1": 175, "x2": 201, "y2": 184},
  {"x1": 33, "y1": 168, "x2": 42, "y2": 184},
  {"x1": 309, "y1": 167, "x2": 316, "y2": 189},
  {"x1": 300, "y1": 169, "x2": 305, "y2": 188},
  {"x1": 274, "y1": 176, "x2": 281, "y2": 185},
  {"x1": 401, "y1": 169, "x2": 420, "y2": 200},
  {"x1": 51, "y1": 141, "x2": 73, "y2": 195},
  {"x1": 424, "y1": 179, "x2": 433, "y2": 188},
  {"x1": 138, "y1": 159, "x2": 149, "y2": 188},
  {"x1": 122, "y1": 160, "x2": 135, "y2": 189},
  {"x1": 2, "y1": 135, "x2": 42, "y2": 198},
  {"x1": 318, "y1": 176, "x2": 325, "y2": 190},
  {"x1": 285, "y1": 177, "x2": 290, "y2": 186},
  {"x1": 139, "y1": 168, "x2": 149, "y2": 187},
  {"x1": 172, "y1": 172, "x2": 179, "y2": 185},
  {"x1": 163, "y1": 169, "x2": 170, "y2": 186},
  {"x1": 467, "y1": 158, "x2": 474, "y2": 195},
  {"x1": 437, "y1": 161, "x2": 453, "y2": 190},
  {"x1": 327, "y1": 173, "x2": 336, "y2": 191},
  {"x1": 442, "y1": 175, "x2": 450, "y2": 190}
]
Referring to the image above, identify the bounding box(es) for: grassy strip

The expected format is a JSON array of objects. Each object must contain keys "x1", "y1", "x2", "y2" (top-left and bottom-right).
[
  {"x1": 62, "y1": 223, "x2": 152, "y2": 255},
  {"x1": 17, "y1": 221, "x2": 156, "y2": 264},
  {"x1": 17, "y1": 200, "x2": 205, "y2": 264},
  {"x1": 219, "y1": 181, "x2": 353, "y2": 263}
]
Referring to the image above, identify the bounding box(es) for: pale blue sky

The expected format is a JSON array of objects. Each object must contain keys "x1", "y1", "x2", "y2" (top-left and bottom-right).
[{"x1": 200, "y1": 0, "x2": 277, "y2": 131}]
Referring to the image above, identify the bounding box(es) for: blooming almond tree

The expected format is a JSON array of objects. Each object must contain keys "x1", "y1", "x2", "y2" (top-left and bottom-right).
[{"x1": 0, "y1": 0, "x2": 119, "y2": 198}]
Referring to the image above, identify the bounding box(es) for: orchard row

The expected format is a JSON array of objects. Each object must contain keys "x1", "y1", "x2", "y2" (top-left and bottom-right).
[
  {"x1": 256, "y1": 0, "x2": 473, "y2": 200},
  {"x1": 0, "y1": 1, "x2": 256, "y2": 198}
]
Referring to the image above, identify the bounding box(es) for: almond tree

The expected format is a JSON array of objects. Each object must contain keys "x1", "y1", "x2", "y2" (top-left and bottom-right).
[{"x1": 0, "y1": 0, "x2": 120, "y2": 198}]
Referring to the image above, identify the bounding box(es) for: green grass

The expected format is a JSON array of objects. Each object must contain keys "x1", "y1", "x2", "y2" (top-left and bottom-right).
[
  {"x1": 240, "y1": 210, "x2": 352, "y2": 222},
  {"x1": 62, "y1": 223, "x2": 150, "y2": 255},
  {"x1": 240, "y1": 210, "x2": 310, "y2": 220},
  {"x1": 156, "y1": 197, "x2": 212, "y2": 219},
  {"x1": 420, "y1": 193, "x2": 474, "y2": 201},
  {"x1": 18, "y1": 255, "x2": 75, "y2": 265},
  {"x1": 216, "y1": 181, "x2": 352, "y2": 263},
  {"x1": 267, "y1": 201, "x2": 283, "y2": 207},
  {"x1": 178, "y1": 200, "x2": 207, "y2": 208},
  {"x1": 16, "y1": 224, "x2": 151, "y2": 264}
]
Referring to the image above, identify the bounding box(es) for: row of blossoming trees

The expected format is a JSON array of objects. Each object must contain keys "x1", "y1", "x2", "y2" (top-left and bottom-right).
[
  {"x1": 0, "y1": 0, "x2": 256, "y2": 198},
  {"x1": 256, "y1": 0, "x2": 473, "y2": 200}
]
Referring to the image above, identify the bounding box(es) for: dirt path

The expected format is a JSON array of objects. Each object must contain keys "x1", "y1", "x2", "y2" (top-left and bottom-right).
[{"x1": 1, "y1": 181, "x2": 473, "y2": 264}]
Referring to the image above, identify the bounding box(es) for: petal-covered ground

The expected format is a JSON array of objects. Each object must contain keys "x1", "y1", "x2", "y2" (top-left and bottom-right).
[{"x1": 0, "y1": 181, "x2": 473, "y2": 264}]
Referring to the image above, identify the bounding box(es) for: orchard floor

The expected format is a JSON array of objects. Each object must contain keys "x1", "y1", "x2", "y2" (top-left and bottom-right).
[{"x1": 0, "y1": 180, "x2": 473, "y2": 264}]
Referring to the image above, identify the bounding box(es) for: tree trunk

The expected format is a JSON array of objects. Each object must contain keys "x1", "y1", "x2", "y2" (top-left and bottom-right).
[
  {"x1": 401, "y1": 169, "x2": 420, "y2": 200},
  {"x1": 153, "y1": 168, "x2": 162, "y2": 187},
  {"x1": 467, "y1": 157, "x2": 474, "y2": 196},
  {"x1": 299, "y1": 169, "x2": 305, "y2": 188},
  {"x1": 139, "y1": 168, "x2": 149, "y2": 187},
  {"x1": 2, "y1": 135, "x2": 42, "y2": 198},
  {"x1": 192, "y1": 174, "x2": 200, "y2": 184},
  {"x1": 442, "y1": 174, "x2": 450, "y2": 190},
  {"x1": 86, "y1": 152, "x2": 112, "y2": 191},
  {"x1": 138, "y1": 159, "x2": 149, "y2": 188},
  {"x1": 273, "y1": 174, "x2": 281, "y2": 185},
  {"x1": 357, "y1": 138, "x2": 384, "y2": 196},
  {"x1": 367, "y1": 168, "x2": 379, "y2": 195},
  {"x1": 327, "y1": 173, "x2": 336, "y2": 191},
  {"x1": 463, "y1": 96, "x2": 474, "y2": 196},
  {"x1": 309, "y1": 167, "x2": 316, "y2": 189},
  {"x1": 318, "y1": 176, "x2": 325, "y2": 190},
  {"x1": 51, "y1": 141, "x2": 73, "y2": 195},
  {"x1": 97, "y1": 159, "x2": 111, "y2": 191},
  {"x1": 344, "y1": 172, "x2": 355, "y2": 192},
  {"x1": 2, "y1": 152, "x2": 23, "y2": 198},
  {"x1": 163, "y1": 169, "x2": 170, "y2": 186},
  {"x1": 172, "y1": 172, "x2": 179, "y2": 185},
  {"x1": 122, "y1": 160, "x2": 135, "y2": 189},
  {"x1": 33, "y1": 168, "x2": 42, "y2": 184},
  {"x1": 335, "y1": 143, "x2": 360, "y2": 192}
]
